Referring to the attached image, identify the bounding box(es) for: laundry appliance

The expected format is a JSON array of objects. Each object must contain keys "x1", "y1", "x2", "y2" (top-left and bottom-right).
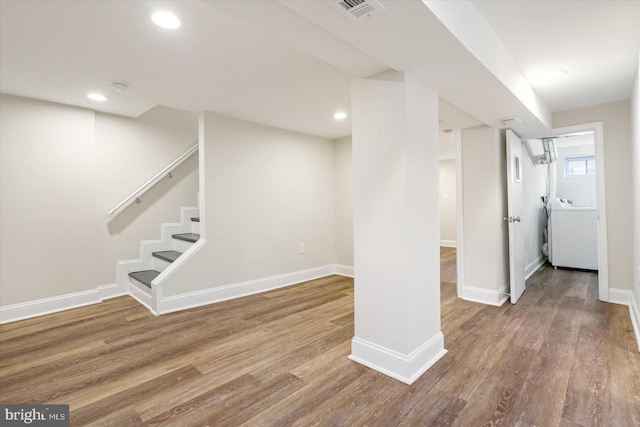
[{"x1": 548, "y1": 198, "x2": 598, "y2": 270}]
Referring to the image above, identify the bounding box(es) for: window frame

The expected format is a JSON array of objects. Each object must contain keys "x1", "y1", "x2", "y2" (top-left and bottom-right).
[{"x1": 564, "y1": 155, "x2": 595, "y2": 177}]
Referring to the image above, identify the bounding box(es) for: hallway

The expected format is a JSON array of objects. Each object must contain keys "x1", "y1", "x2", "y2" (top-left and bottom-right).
[
  {"x1": 0, "y1": 250, "x2": 638, "y2": 426},
  {"x1": 439, "y1": 247, "x2": 639, "y2": 426}
]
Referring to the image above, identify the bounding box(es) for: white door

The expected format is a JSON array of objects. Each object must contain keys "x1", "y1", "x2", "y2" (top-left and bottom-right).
[{"x1": 506, "y1": 130, "x2": 525, "y2": 303}]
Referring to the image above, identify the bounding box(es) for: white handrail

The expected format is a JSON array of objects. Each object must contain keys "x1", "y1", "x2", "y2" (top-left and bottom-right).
[{"x1": 107, "y1": 142, "x2": 199, "y2": 220}]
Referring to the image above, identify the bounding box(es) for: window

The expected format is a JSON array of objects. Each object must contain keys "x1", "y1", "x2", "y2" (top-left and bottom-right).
[{"x1": 564, "y1": 155, "x2": 595, "y2": 177}]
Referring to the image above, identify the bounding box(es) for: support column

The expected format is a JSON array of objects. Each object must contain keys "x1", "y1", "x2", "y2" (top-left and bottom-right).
[{"x1": 349, "y1": 72, "x2": 446, "y2": 384}]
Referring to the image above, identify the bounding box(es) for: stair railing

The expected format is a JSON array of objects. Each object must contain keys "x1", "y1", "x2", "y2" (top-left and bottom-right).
[{"x1": 107, "y1": 142, "x2": 198, "y2": 221}]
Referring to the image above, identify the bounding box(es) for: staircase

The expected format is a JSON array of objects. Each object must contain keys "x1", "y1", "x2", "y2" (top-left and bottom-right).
[{"x1": 116, "y1": 207, "x2": 200, "y2": 313}]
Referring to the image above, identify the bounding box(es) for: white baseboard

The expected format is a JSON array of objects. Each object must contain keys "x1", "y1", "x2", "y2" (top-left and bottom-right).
[
  {"x1": 630, "y1": 292, "x2": 640, "y2": 352},
  {"x1": 334, "y1": 264, "x2": 354, "y2": 278},
  {"x1": 525, "y1": 255, "x2": 546, "y2": 281},
  {"x1": 157, "y1": 265, "x2": 337, "y2": 315},
  {"x1": 440, "y1": 240, "x2": 457, "y2": 248},
  {"x1": 348, "y1": 333, "x2": 447, "y2": 385},
  {"x1": 0, "y1": 289, "x2": 101, "y2": 324},
  {"x1": 462, "y1": 285, "x2": 509, "y2": 306},
  {"x1": 609, "y1": 288, "x2": 633, "y2": 306},
  {"x1": 98, "y1": 283, "x2": 127, "y2": 300},
  {"x1": 0, "y1": 264, "x2": 353, "y2": 323}
]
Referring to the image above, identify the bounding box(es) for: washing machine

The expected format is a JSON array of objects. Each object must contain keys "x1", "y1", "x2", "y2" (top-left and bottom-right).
[{"x1": 549, "y1": 198, "x2": 598, "y2": 270}]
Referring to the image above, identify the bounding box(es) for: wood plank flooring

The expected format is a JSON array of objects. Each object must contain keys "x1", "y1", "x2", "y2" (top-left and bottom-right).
[{"x1": 1, "y1": 247, "x2": 638, "y2": 426}]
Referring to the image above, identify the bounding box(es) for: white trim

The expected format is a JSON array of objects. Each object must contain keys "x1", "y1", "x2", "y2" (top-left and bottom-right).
[
  {"x1": 115, "y1": 258, "x2": 150, "y2": 293},
  {"x1": 348, "y1": 333, "x2": 447, "y2": 385},
  {"x1": 107, "y1": 143, "x2": 199, "y2": 220},
  {"x1": 440, "y1": 240, "x2": 457, "y2": 248},
  {"x1": 153, "y1": 239, "x2": 206, "y2": 286},
  {"x1": 608, "y1": 288, "x2": 633, "y2": 306},
  {"x1": 197, "y1": 137, "x2": 205, "y2": 239},
  {"x1": 552, "y1": 122, "x2": 608, "y2": 301},
  {"x1": 157, "y1": 265, "x2": 337, "y2": 315},
  {"x1": 334, "y1": 264, "x2": 354, "y2": 277},
  {"x1": 128, "y1": 283, "x2": 157, "y2": 315},
  {"x1": 630, "y1": 292, "x2": 640, "y2": 352},
  {"x1": 525, "y1": 254, "x2": 546, "y2": 281},
  {"x1": 455, "y1": 129, "x2": 464, "y2": 299},
  {"x1": 0, "y1": 290, "x2": 101, "y2": 324},
  {"x1": 151, "y1": 238, "x2": 207, "y2": 309},
  {"x1": 462, "y1": 285, "x2": 509, "y2": 306},
  {"x1": 98, "y1": 283, "x2": 126, "y2": 300}
]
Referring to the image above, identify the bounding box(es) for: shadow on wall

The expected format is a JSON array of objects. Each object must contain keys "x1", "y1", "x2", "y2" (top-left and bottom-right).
[{"x1": 107, "y1": 154, "x2": 198, "y2": 235}]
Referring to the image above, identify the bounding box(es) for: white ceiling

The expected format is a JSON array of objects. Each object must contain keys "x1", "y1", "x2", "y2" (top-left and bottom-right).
[
  {"x1": 1, "y1": 0, "x2": 638, "y2": 140},
  {"x1": 0, "y1": 0, "x2": 358, "y2": 138},
  {"x1": 473, "y1": 1, "x2": 640, "y2": 112}
]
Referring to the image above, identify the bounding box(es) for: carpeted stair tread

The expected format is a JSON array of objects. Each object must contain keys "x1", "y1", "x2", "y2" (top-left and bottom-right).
[
  {"x1": 152, "y1": 250, "x2": 182, "y2": 263},
  {"x1": 172, "y1": 233, "x2": 200, "y2": 243},
  {"x1": 129, "y1": 270, "x2": 160, "y2": 288}
]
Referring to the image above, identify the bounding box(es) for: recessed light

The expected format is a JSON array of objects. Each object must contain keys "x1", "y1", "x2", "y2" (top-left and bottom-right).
[
  {"x1": 333, "y1": 112, "x2": 347, "y2": 120},
  {"x1": 151, "y1": 11, "x2": 181, "y2": 29},
  {"x1": 87, "y1": 93, "x2": 107, "y2": 102}
]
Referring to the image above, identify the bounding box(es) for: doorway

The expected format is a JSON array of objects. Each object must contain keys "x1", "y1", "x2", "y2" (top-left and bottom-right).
[
  {"x1": 438, "y1": 128, "x2": 460, "y2": 290},
  {"x1": 552, "y1": 122, "x2": 608, "y2": 301},
  {"x1": 522, "y1": 122, "x2": 607, "y2": 301}
]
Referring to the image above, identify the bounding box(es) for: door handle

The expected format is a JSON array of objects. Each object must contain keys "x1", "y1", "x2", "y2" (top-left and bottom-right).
[{"x1": 503, "y1": 216, "x2": 521, "y2": 223}]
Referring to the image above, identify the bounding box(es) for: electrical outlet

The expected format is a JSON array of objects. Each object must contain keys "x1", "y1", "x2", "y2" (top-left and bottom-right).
[{"x1": 299, "y1": 243, "x2": 305, "y2": 254}]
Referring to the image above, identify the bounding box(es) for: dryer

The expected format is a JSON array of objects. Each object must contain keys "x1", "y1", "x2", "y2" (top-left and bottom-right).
[{"x1": 549, "y1": 198, "x2": 598, "y2": 270}]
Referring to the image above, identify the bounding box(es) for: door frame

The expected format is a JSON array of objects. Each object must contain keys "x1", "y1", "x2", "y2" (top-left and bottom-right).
[
  {"x1": 455, "y1": 129, "x2": 464, "y2": 299},
  {"x1": 552, "y1": 121, "x2": 608, "y2": 301}
]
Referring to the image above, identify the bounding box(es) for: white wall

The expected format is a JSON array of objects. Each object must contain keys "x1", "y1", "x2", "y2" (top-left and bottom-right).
[
  {"x1": 334, "y1": 136, "x2": 353, "y2": 267},
  {"x1": 553, "y1": 100, "x2": 633, "y2": 291},
  {"x1": 161, "y1": 112, "x2": 336, "y2": 297},
  {"x1": 460, "y1": 126, "x2": 509, "y2": 304},
  {"x1": 0, "y1": 94, "x2": 199, "y2": 312},
  {"x1": 0, "y1": 94, "x2": 97, "y2": 306},
  {"x1": 439, "y1": 129, "x2": 456, "y2": 160},
  {"x1": 554, "y1": 142, "x2": 596, "y2": 207},
  {"x1": 439, "y1": 159, "x2": 457, "y2": 246},
  {"x1": 631, "y1": 53, "x2": 640, "y2": 322},
  {"x1": 521, "y1": 139, "x2": 548, "y2": 276}
]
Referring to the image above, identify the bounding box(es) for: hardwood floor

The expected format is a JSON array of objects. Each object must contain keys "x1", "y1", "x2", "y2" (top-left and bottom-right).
[{"x1": 1, "y1": 248, "x2": 638, "y2": 426}]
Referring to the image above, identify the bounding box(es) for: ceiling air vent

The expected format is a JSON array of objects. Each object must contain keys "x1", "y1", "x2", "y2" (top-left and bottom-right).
[
  {"x1": 497, "y1": 117, "x2": 522, "y2": 126},
  {"x1": 328, "y1": 0, "x2": 386, "y2": 22}
]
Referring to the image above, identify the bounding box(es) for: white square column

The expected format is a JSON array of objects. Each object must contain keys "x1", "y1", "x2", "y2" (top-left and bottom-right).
[{"x1": 349, "y1": 72, "x2": 446, "y2": 384}]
